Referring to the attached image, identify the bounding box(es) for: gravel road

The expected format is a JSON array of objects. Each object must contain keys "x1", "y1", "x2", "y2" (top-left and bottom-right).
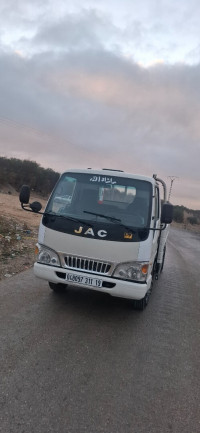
[{"x1": 0, "y1": 227, "x2": 199, "y2": 433}]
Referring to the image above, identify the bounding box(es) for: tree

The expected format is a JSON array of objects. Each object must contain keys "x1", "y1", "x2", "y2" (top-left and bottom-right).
[{"x1": 0, "y1": 156, "x2": 60, "y2": 195}]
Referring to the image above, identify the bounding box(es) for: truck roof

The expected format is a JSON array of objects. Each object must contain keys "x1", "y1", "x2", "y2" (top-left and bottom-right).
[{"x1": 62, "y1": 168, "x2": 156, "y2": 185}]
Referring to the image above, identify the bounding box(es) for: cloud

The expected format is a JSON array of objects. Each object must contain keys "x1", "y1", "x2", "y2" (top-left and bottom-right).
[
  {"x1": 32, "y1": 9, "x2": 117, "y2": 52},
  {"x1": 0, "y1": 47, "x2": 200, "y2": 208},
  {"x1": 0, "y1": 1, "x2": 200, "y2": 208},
  {"x1": 1, "y1": 0, "x2": 200, "y2": 68}
]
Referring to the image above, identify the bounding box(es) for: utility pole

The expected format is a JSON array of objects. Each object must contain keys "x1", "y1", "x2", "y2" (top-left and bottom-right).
[{"x1": 168, "y1": 176, "x2": 179, "y2": 201}]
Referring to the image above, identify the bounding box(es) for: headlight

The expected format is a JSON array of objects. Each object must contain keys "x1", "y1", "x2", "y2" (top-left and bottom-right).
[
  {"x1": 113, "y1": 261, "x2": 149, "y2": 282},
  {"x1": 35, "y1": 244, "x2": 61, "y2": 267}
]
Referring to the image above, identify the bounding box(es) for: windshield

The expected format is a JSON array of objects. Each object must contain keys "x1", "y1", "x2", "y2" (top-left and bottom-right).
[{"x1": 46, "y1": 172, "x2": 152, "y2": 229}]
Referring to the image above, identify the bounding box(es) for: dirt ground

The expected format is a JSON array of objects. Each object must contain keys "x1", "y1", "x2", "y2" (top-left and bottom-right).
[{"x1": 0, "y1": 190, "x2": 47, "y2": 280}]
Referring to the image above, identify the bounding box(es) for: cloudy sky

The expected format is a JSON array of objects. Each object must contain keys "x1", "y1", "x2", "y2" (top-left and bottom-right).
[{"x1": 0, "y1": 0, "x2": 200, "y2": 208}]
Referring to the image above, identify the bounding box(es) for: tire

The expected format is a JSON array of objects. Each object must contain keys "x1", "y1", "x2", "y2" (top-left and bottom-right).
[
  {"x1": 48, "y1": 282, "x2": 67, "y2": 292},
  {"x1": 133, "y1": 284, "x2": 152, "y2": 311}
]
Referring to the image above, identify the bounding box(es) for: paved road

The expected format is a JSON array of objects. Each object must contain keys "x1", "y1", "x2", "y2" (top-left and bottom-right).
[{"x1": 0, "y1": 228, "x2": 199, "y2": 433}]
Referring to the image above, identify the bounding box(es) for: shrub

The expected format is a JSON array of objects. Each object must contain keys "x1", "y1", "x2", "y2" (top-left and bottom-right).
[
  {"x1": 187, "y1": 216, "x2": 198, "y2": 225},
  {"x1": 173, "y1": 206, "x2": 184, "y2": 223}
]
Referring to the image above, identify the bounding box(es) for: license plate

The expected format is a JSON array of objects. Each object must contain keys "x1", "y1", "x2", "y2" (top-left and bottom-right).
[{"x1": 66, "y1": 273, "x2": 102, "y2": 288}]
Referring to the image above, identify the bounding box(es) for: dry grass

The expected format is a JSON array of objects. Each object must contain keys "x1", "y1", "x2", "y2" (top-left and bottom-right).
[{"x1": 0, "y1": 191, "x2": 46, "y2": 280}]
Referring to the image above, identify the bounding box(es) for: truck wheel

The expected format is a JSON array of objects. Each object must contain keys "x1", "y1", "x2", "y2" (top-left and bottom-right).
[
  {"x1": 133, "y1": 285, "x2": 152, "y2": 310},
  {"x1": 48, "y1": 282, "x2": 67, "y2": 292}
]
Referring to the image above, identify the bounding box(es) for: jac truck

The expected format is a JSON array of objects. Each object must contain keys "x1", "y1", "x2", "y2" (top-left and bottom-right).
[{"x1": 19, "y1": 169, "x2": 173, "y2": 309}]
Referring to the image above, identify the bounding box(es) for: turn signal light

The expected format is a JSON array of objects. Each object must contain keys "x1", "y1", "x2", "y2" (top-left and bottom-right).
[{"x1": 141, "y1": 264, "x2": 149, "y2": 274}]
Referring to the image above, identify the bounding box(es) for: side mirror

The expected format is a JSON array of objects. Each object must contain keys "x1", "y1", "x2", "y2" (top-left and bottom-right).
[
  {"x1": 19, "y1": 186, "x2": 42, "y2": 214},
  {"x1": 30, "y1": 201, "x2": 42, "y2": 213},
  {"x1": 161, "y1": 203, "x2": 173, "y2": 224},
  {"x1": 19, "y1": 185, "x2": 30, "y2": 204}
]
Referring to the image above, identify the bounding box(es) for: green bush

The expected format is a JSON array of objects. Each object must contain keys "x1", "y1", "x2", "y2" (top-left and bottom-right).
[
  {"x1": 187, "y1": 216, "x2": 198, "y2": 225},
  {"x1": 173, "y1": 206, "x2": 184, "y2": 223},
  {"x1": 0, "y1": 157, "x2": 60, "y2": 196}
]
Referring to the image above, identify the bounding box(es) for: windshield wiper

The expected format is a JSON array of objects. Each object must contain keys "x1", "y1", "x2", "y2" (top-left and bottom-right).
[
  {"x1": 45, "y1": 211, "x2": 93, "y2": 227},
  {"x1": 83, "y1": 210, "x2": 142, "y2": 233},
  {"x1": 84, "y1": 210, "x2": 121, "y2": 223},
  {"x1": 84, "y1": 211, "x2": 166, "y2": 232}
]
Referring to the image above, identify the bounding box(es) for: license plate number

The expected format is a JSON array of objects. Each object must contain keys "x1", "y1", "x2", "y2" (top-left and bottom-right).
[{"x1": 66, "y1": 273, "x2": 102, "y2": 288}]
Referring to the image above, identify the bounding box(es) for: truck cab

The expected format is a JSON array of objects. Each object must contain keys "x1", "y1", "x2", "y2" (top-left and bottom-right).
[{"x1": 19, "y1": 169, "x2": 173, "y2": 309}]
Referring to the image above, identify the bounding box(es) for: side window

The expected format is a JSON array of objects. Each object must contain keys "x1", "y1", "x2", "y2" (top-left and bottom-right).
[{"x1": 49, "y1": 177, "x2": 76, "y2": 213}]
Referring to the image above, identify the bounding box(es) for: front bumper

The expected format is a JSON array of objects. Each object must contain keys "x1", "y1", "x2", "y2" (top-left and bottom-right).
[{"x1": 34, "y1": 263, "x2": 152, "y2": 300}]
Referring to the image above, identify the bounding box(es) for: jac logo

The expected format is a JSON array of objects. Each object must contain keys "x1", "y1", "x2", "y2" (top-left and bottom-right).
[{"x1": 74, "y1": 226, "x2": 107, "y2": 238}]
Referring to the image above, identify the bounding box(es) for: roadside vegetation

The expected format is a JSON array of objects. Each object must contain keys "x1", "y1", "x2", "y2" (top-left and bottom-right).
[
  {"x1": 173, "y1": 205, "x2": 200, "y2": 231},
  {"x1": 0, "y1": 156, "x2": 59, "y2": 196},
  {"x1": 0, "y1": 214, "x2": 38, "y2": 279}
]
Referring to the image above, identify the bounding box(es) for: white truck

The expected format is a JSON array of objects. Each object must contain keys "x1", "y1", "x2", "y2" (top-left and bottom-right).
[{"x1": 19, "y1": 168, "x2": 173, "y2": 309}]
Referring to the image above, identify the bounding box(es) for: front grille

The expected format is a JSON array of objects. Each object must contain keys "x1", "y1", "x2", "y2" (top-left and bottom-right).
[{"x1": 64, "y1": 255, "x2": 111, "y2": 275}]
